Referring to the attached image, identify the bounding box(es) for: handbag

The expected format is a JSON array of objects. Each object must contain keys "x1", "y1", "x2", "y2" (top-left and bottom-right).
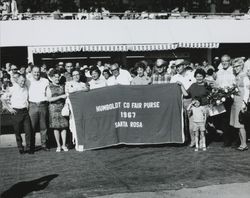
[
  {"x1": 239, "y1": 102, "x2": 250, "y2": 124},
  {"x1": 61, "y1": 99, "x2": 70, "y2": 117}
]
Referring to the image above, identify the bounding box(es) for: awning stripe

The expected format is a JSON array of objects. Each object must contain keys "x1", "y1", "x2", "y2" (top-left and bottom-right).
[
  {"x1": 29, "y1": 42, "x2": 219, "y2": 54},
  {"x1": 30, "y1": 44, "x2": 178, "y2": 53},
  {"x1": 178, "y1": 42, "x2": 219, "y2": 48}
]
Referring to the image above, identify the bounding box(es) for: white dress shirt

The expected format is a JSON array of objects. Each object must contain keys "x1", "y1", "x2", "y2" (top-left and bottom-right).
[
  {"x1": 107, "y1": 69, "x2": 132, "y2": 86},
  {"x1": 26, "y1": 77, "x2": 49, "y2": 102},
  {"x1": 170, "y1": 70, "x2": 196, "y2": 90},
  {"x1": 215, "y1": 67, "x2": 235, "y2": 88},
  {"x1": 9, "y1": 84, "x2": 29, "y2": 109},
  {"x1": 89, "y1": 78, "x2": 107, "y2": 90}
]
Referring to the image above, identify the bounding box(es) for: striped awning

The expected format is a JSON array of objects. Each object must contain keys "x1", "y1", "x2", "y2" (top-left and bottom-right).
[
  {"x1": 29, "y1": 43, "x2": 179, "y2": 54},
  {"x1": 178, "y1": 42, "x2": 220, "y2": 48}
]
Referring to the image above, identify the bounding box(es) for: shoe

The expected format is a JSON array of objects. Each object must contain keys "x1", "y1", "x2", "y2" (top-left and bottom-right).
[
  {"x1": 189, "y1": 143, "x2": 195, "y2": 148},
  {"x1": 41, "y1": 147, "x2": 50, "y2": 151},
  {"x1": 61, "y1": 146, "x2": 68, "y2": 152},
  {"x1": 25, "y1": 149, "x2": 34, "y2": 154},
  {"x1": 194, "y1": 148, "x2": 198, "y2": 152},
  {"x1": 236, "y1": 146, "x2": 248, "y2": 151},
  {"x1": 202, "y1": 147, "x2": 207, "y2": 151},
  {"x1": 56, "y1": 147, "x2": 61, "y2": 152},
  {"x1": 28, "y1": 150, "x2": 34, "y2": 154},
  {"x1": 19, "y1": 149, "x2": 25, "y2": 154}
]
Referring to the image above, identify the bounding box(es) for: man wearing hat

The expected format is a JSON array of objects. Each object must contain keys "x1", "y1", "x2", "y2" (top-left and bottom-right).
[
  {"x1": 170, "y1": 59, "x2": 195, "y2": 90},
  {"x1": 151, "y1": 59, "x2": 171, "y2": 84},
  {"x1": 170, "y1": 59, "x2": 196, "y2": 146}
]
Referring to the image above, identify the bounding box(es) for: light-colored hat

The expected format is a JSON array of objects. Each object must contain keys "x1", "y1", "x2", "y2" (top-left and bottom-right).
[{"x1": 155, "y1": 59, "x2": 167, "y2": 67}]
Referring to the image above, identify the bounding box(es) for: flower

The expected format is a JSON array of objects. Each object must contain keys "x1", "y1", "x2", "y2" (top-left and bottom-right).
[
  {"x1": 235, "y1": 88, "x2": 239, "y2": 92},
  {"x1": 221, "y1": 97, "x2": 226, "y2": 102},
  {"x1": 216, "y1": 100, "x2": 221, "y2": 105},
  {"x1": 231, "y1": 94, "x2": 234, "y2": 99},
  {"x1": 224, "y1": 89, "x2": 228, "y2": 93}
]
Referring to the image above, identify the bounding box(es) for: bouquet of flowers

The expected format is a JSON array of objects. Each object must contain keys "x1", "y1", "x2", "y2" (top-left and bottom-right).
[{"x1": 207, "y1": 84, "x2": 239, "y2": 106}]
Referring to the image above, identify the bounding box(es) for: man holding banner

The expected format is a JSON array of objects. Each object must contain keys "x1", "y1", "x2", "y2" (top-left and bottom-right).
[{"x1": 107, "y1": 63, "x2": 132, "y2": 86}]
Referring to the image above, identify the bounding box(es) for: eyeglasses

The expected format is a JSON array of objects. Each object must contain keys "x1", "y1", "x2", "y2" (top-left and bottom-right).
[
  {"x1": 111, "y1": 68, "x2": 119, "y2": 72},
  {"x1": 73, "y1": 74, "x2": 80, "y2": 77},
  {"x1": 233, "y1": 65, "x2": 241, "y2": 68}
]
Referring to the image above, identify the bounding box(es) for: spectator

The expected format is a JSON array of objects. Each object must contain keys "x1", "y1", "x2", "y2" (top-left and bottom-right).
[
  {"x1": 102, "y1": 69, "x2": 112, "y2": 80},
  {"x1": 202, "y1": 59, "x2": 215, "y2": 72},
  {"x1": 11, "y1": 0, "x2": 18, "y2": 19},
  {"x1": 46, "y1": 70, "x2": 69, "y2": 152},
  {"x1": 4, "y1": 62, "x2": 12, "y2": 74},
  {"x1": 107, "y1": 63, "x2": 132, "y2": 86},
  {"x1": 1, "y1": 72, "x2": 12, "y2": 91},
  {"x1": 26, "y1": 65, "x2": 50, "y2": 151},
  {"x1": 230, "y1": 58, "x2": 249, "y2": 151},
  {"x1": 7, "y1": 75, "x2": 33, "y2": 154},
  {"x1": 60, "y1": 62, "x2": 73, "y2": 84},
  {"x1": 131, "y1": 62, "x2": 151, "y2": 85},
  {"x1": 205, "y1": 68, "x2": 216, "y2": 86},
  {"x1": 19, "y1": 66, "x2": 26, "y2": 75},
  {"x1": 129, "y1": 67, "x2": 137, "y2": 78},
  {"x1": 145, "y1": 64, "x2": 153, "y2": 77},
  {"x1": 187, "y1": 98, "x2": 207, "y2": 151},
  {"x1": 65, "y1": 69, "x2": 89, "y2": 93},
  {"x1": 88, "y1": 67, "x2": 107, "y2": 89},
  {"x1": 178, "y1": 68, "x2": 210, "y2": 147},
  {"x1": 40, "y1": 63, "x2": 48, "y2": 79},
  {"x1": 170, "y1": 59, "x2": 195, "y2": 90},
  {"x1": 152, "y1": 59, "x2": 171, "y2": 84},
  {"x1": 215, "y1": 54, "x2": 236, "y2": 147}
]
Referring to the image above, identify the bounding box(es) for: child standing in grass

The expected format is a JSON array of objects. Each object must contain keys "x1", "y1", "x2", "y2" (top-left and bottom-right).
[{"x1": 188, "y1": 98, "x2": 207, "y2": 151}]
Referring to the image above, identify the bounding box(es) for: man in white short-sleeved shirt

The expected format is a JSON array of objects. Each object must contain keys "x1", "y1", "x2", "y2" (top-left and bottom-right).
[
  {"x1": 26, "y1": 65, "x2": 49, "y2": 151},
  {"x1": 107, "y1": 63, "x2": 132, "y2": 86},
  {"x1": 9, "y1": 75, "x2": 33, "y2": 154}
]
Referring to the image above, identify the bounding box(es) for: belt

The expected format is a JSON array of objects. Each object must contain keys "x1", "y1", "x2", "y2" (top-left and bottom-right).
[{"x1": 29, "y1": 101, "x2": 48, "y2": 105}]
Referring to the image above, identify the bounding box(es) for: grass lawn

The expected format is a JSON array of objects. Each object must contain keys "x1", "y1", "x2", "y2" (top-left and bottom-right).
[{"x1": 0, "y1": 142, "x2": 250, "y2": 198}]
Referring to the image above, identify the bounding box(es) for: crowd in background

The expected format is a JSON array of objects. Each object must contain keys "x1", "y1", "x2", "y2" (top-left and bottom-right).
[
  {"x1": 1, "y1": 0, "x2": 250, "y2": 20},
  {"x1": 1, "y1": 55, "x2": 250, "y2": 154}
]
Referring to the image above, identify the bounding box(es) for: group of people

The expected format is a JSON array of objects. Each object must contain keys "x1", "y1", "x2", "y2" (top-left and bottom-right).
[
  {"x1": 0, "y1": 55, "x2": 250, "y2": 154},
  {"x1": 2, "y1": 1, "x2": 250, "y2": 21}
]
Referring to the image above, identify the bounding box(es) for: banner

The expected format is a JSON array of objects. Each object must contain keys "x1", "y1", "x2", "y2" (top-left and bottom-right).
[{"x1": 69, "y1": 84, "x2": 184, "y2": 150}]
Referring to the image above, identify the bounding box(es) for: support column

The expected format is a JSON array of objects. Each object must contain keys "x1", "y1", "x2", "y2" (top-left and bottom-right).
[
  {"x1": 27, "y1": 47, "x2": 34, "y2": 64},
  {"x1": 206, "y1": 48, "x2": 212, "y2": 65}
]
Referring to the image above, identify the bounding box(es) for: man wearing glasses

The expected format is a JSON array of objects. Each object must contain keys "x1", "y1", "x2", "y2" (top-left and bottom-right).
[
  {"x1": 152, "y1": 59, "x2": 171, "y2": 84},
  {"x1": 107, "y1": 63, "x2": 132, "y2": 86},
  {"x1": 214, "y1": 54, "x2": 236, "y2": 147}
]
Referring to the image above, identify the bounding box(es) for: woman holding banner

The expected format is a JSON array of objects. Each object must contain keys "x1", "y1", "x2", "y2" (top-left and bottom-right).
[
  {"x1": 88, "y1": 67, "x2": 107, "y2": 89},
  {"x1": 46, "y1": 70, "x2": 69, "y2": 152}
]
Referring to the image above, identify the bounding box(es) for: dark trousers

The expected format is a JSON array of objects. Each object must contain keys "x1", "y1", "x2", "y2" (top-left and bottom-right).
[
  {"x1": 29, "y1": 103, "x2": 48, "y2": 148},
  {"x1": 212, "y1": 98, "x2": 237, "y2": 145},
  {"x1": 12, "y1": 108, "x2": 32, "y2": 151}
]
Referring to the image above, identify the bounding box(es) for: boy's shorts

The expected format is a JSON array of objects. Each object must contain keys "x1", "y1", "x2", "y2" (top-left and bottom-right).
[{"x1": 193, "y1": 122, "x2": 205, "y2": 132}]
